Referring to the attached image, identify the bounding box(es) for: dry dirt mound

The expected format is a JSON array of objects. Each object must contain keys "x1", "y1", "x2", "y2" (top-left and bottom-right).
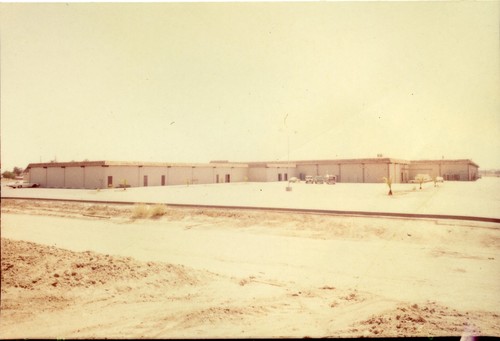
[
  {"x1": 1, "y1": 238, "x2": 201, "y2": 291},
  {"x1": 346, "y1": 301, "x2": 500, "y2": 337}
]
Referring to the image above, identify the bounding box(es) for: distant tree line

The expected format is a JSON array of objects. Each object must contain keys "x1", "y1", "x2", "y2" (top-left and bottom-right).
[
  {"x1": 479, "y1": 169, "x2": 500, "y2": 177},
  {"x1": 2, "y1": 167, "x2": 24, "y2": 179}
]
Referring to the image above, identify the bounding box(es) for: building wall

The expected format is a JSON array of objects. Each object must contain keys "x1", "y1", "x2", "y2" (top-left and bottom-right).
[
  {"x1": 213, "y1": 167, "x2": 230, "y2": 184},
  {"x1": 409, "y1": 163, "x2": 438, "y2": 180},
  {"x1": 97, "y1": 165, "x2": 250, "y2": 187},
  {"x1": 65, "y1": 167, "x2": 85, "y2": 188},
  {"x1": 365, "y1": 163, "x2": 389, "y2": 183},
  {"x1": 469, "y1": 164, "x2": 479, "y2": 181},
  {"x1": 248, "y1": 166, "x2": 298, "y2": 182},
  {"x1": 318, "y1": 164, "x2": 340, "y2": 179},
  {"x1": 46, "y1": 167, "x2": 65, "y2": 188},
  {"x1": 29, "y1": 167, "x2": 47, "y2": 187},
  {"x1": 340, "y1": 163, "x2": 363, "y2": 183},
  {"x1": 161, "y1": 166, "x2": 191, "y2": 185},
  {"x1": 215, "y1": 167, "x2": 248, "y2": 183},
  {"x1": 25, "y1": 158, "x2": 477, "y2": 189},
  {"x1": 267, "y1": 167, "x2": 294, "y2": 182},
  {"x1": 192, "y1": 167, "x2": 214, "y2": 184},
  {"x1": 393, "y1": 163, "x2": 410, "y2": 183},
  {"x1": 102, "y1": 166, "x2": 140, "y2": 188},
  {"x1": 296, "y1": 164, "x2": 318, "y2": 179},
  {"x1": 138, "y1": 166, "x2": 169, "y2": 187},
  {"x1": 297, "y1": 162, "x2": 394, "y2": 183},
  {"x1": 440, "y1": 163, "x2": 473, "y2": 181},
  {"x1": 409, "y1": 161, "x2": 478, "y2": 181},
  {"x1": 83, "y1": 166, "x2": 105, "y2": 189},
  {"x1": 248, "y1": 167, "x2": 268, "y2": 182}
]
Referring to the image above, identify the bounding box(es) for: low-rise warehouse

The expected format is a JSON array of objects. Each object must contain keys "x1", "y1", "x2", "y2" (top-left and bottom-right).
[
  {"x1": 25, "y1": 161, "x2": 248, "y2": 189},
  {"x1": 409, "y1": 159, "x2": 479, "y2": 181},
  {"x1": 23, "y1": 157, "x2": 479, "y2": 189}
]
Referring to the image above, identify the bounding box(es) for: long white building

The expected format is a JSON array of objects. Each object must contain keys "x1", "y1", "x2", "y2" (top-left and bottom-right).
[{"x1": 24, "y1": 157, "x2": 479, "y2": 189}]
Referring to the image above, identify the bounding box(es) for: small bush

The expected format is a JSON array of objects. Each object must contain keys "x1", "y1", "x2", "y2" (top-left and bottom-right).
[
  {"x1": 149, "y1": 204, "x2": 167, "y2": 219},
  {"x1": 131, "y1": 204, "x2": 149, "y2": 219}
]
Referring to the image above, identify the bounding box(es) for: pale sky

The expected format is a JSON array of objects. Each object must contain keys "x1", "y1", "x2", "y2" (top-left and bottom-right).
[{"x1": 1, "y1": 2, "x2": 499, "y2": 171}]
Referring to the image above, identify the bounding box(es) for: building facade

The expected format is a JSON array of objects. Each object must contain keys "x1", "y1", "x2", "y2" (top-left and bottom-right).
[
  {"x1": 24, "y1": 157, "x2": 479, "y2": 189},
  {"x1": 26, "y1": 161, "x2": 248, "y2": 189},
  {"x1": 292, "y1": 158, "x2": 411, "y2": 183},
  {"x1": 409, "y1": 159, "x2": 479, "y2": 181}
]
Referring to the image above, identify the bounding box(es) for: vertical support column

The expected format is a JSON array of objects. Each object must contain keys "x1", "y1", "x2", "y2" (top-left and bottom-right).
[
  {"x1": 81, "y1": 166, "x2": 85, "y2": 189},
  {"x1": 62, "y1": 166, "x2": 66, "y2": 188}
]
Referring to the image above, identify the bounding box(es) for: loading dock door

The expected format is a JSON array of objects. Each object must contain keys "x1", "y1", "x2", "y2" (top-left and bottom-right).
[
  {"x1": 107, "y1": 176, "x2": 113, "y2": 188},
  {"x1": 144, "y1": 175, "x2": 148, "y2": 187},
  {"x1": 225, "y1": 174, "x2": 230, "y2": 183}
]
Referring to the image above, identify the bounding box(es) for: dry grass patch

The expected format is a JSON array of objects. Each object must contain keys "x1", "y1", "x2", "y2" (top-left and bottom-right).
[
  {"x1": 130, "y1": 203, "x2": 169, "y2": 219},
  {"x1": 149, "y1": 204, "x2": 168, "y2": 219},
  {"x1": 131, "y1": 204, "x2": 150, "y2": 219}
]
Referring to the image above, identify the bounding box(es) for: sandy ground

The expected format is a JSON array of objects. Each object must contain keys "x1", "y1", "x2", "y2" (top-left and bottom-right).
[
  {"x1": 3, "y1": 177, "x2": 500, "y2": 219},
  {"x1": 1, "y1": 197, "x2": 499, "y2": 338}
]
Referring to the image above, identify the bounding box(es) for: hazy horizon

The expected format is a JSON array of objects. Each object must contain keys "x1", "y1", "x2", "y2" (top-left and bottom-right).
[{"x1": 1, "y1": 2, "x2": 499, "y2": 171}]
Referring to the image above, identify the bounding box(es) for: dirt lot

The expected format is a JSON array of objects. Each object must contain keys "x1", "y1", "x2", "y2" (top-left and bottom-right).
[{"x1": 1, "y1": 199, "x2": 499, "y2": 338}]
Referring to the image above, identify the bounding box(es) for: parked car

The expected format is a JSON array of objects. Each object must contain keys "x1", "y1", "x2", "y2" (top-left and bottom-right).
[
  {"x1": 409, "y1": 174, "x2": 432, "y2": 183},
  {"x1": 325, "y1": 174, "x2": 336, "y2": 185},
  {"x1": 288, "y1": 177, "x2": 300, "y2": 183},
  {"x1": 314, "y1": 175, "x2": 325, "y2": 184},
  {"x1": 435, "y1": 176, "x2": 444, "y2": 183},
  {"x1": 7, "y1": 181, "x2": 40, "y2": 188},
  {"x1": 305, "y1": 175, "x2": 314, "y2": 184}
]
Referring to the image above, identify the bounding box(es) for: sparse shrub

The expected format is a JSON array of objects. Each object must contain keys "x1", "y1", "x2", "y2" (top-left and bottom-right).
[
  {"x1": 131, "y1": 204, "x2": 149, "y2": 219},
  {"x1": 130, "y1": 203, "x2": 169, "y2": 219},
  {"x1": 416, "y1": 175, "x2": 425, "y2": 189},
  {"x1": 149, "y1": 204, "x2": 167, "y2": 219},
  {"x1": 382, "y1": 177, "x2": 393, "y2": 195}
]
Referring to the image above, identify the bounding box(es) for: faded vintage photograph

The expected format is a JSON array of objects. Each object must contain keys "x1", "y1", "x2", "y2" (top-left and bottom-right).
[{"x1": 1, "y1": 1, "x2": 499, "y2": 339}]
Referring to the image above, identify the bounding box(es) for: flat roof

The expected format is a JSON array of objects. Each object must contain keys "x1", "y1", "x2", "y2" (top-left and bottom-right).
[
  {"x1": 25, "y1": 157, "x2": 478, "y2": 170},
  {"x1": 242, "y1": 157, "x2": 411, "y2": 166},
  {"x1": 247, "y1": 162, "x2": 297, "y2": 168},
  {"x1": 291, "y1": 158, "x2": 410, "y2": 165},
  {"x1": 410, "y1": 159, "x2": 479, "y2": 168},
  {"x1": 26, "y1": 160, "x2": 248, "y2": 169}
]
